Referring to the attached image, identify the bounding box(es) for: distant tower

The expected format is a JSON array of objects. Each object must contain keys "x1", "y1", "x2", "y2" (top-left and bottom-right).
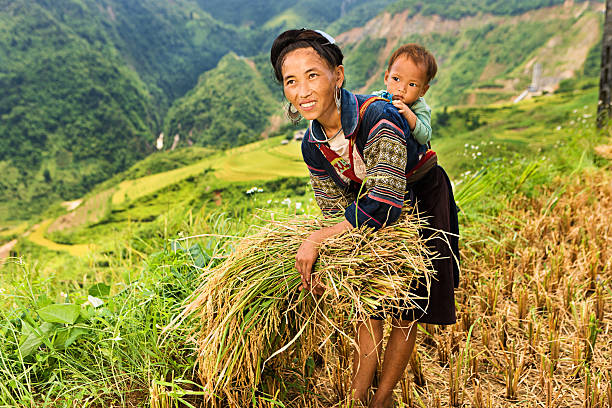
[
  {"x1": 598, "y1": 0, "x2": 612, "y2": 128},
  {"x1": 528, "y1": 63, "x2": 542, "y2": 92},
  {"x1": 156, "y1": 133, "x2": 164, "y2": 150}
]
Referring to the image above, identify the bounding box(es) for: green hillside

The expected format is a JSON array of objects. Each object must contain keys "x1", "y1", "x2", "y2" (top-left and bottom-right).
[
  {"x1": 339, "y1": 1, "x2": 603, "y2": 107},
  {"x1": 384, "y1": 0, "x2": 599, "y2": 18},
  {"x1": 0, "y1": 0, "x2": 605, "y2": 224},
  {"x1": 28, "y1": 0, "x2": 260, "y2": 103},
  {"x1": 0, "y1": 0, "x2": 259, "y2": 220},
  {"x1": 163, "y1": 53, "x2": 280, "y2": 149},
  {"x1": 0, "y1": 1, "x2": 157, "y2": 220}
]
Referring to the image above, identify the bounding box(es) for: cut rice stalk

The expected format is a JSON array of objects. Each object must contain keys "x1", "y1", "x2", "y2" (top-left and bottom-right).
[{"x1": 179, "y1": 207, "x2": 436, "y2": 404}]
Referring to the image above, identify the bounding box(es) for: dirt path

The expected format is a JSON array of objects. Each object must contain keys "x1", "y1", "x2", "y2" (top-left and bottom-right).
[
  {"x1": 27, "y1": 219, "x2": 94, "y2": 257},
  {"x1": 0, "y1": 239, "x2": 17, "y2": 263}
]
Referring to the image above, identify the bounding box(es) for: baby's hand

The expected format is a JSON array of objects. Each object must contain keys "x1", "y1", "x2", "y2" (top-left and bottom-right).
[
  {"x1": 391, "y1": 99, "x2": 417, "y2": 130},
  {"x1": 392, "y1": 99, "x2": 409, "y2": 114}
]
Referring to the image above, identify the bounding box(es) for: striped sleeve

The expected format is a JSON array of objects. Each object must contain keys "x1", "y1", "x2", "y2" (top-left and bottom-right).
[
  {"x1": 308, "y1": 167, "x2": 353, "y2": 216},
  {"x1": 344, "y1": 106, "x2": 407, "y2": 230},
  {"x1": 301, "y1": 139, "x2": 354, "y2": 216}
]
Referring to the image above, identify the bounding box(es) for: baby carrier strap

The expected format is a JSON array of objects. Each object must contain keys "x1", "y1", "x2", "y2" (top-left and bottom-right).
[{"x1": 359, "y1": 96, "x2": 438, "y2": 184}]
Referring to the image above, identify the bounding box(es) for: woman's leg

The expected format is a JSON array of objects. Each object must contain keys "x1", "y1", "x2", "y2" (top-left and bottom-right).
[
  {"x1": 369, "y1": 320, "x2": 417, "y2": 408},
  {"x1": 351, "y1": 318, "x2": 384, "y2": 403}
]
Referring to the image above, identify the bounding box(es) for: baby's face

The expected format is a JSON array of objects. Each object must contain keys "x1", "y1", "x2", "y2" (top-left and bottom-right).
[{"x1": 384, "y1": 55, "x2": 429, "y2": 105}]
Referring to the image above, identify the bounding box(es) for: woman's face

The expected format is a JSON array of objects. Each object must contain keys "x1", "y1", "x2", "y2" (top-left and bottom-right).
[{"x1": 281, "y1": 47, "x2": 344, "y2": 122}]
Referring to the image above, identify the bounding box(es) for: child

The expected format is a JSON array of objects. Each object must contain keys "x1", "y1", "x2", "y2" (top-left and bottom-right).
[{"x1": 375, "y1": 43, "x2": 437, "y2": 146}]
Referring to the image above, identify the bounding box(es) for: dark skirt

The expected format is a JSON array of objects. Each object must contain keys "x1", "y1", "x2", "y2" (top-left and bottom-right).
[
  {"x1": 408, "y1": 165, "x2": 459, "y2": 324},
  {"x1": 372, "y1": 165, "x2": 459, "y2": 325}
]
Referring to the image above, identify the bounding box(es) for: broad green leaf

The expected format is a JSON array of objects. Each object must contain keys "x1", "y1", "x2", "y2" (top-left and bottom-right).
[
  {"x1": 19, "y1": 321, "x2": 55, "y2": 357},
  {"x1": 37, "y1": 304, "x2": 81, "y2": 324},
  {"x1": 54, "y1": 327, "x2": 89, "y2": 349},
  {"x1": 35, "y1": 294, "x2": 53, "y2": 309},
  {"x1": 88, "y1": 283, "x2": 111, "y2": 298},
  {"x1": 189, "y1": 243, "x2": 208, "y2": 268}
]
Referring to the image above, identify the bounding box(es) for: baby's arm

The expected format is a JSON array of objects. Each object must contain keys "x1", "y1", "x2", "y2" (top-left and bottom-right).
[{"x1": 391, "y1": 99, "x2": 431, "y2": 145}]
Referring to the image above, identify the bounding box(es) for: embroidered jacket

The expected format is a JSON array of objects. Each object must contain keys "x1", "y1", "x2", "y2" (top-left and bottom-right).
[{"x1": 301, "y1": 88, "x2": 427, "y2": 230}]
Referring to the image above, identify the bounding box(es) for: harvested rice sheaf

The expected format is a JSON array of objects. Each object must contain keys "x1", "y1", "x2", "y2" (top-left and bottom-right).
[{"x1": 181, "y1": 207, "x2": 437, "y2": 404}]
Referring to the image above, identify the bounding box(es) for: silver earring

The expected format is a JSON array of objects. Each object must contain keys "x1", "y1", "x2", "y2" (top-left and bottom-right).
[
  {"x1": 286, "y1": 103, "x2": 302, "y2": 125},
  {"x1": 334, "y1": 86, "x2": 341, "y2": 113}
]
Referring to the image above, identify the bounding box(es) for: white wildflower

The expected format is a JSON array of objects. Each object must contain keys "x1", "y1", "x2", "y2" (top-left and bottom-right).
[{"x1": 87, "y1": 295, "x2": 104, "y2": 308}]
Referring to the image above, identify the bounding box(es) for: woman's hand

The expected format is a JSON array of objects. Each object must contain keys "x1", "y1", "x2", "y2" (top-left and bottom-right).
[
  {"x1": 295, "y1": 232, "x2": 325, "y2": 295},
  {"x1": 294, "y1": 219, "x2": 353, "y2": 295}
]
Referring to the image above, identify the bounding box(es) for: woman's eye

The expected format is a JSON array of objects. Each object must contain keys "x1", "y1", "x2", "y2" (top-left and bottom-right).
[
  {"x1": 285, "y1": 79, "x2": 295, "y2": 86},
  {"x1": 309, "y1": 73, "x2": 318, "y2": 79}
]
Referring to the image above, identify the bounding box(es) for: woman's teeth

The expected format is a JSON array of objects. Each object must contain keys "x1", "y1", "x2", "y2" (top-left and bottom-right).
[{"x1": 301, "y1": 102, "x2": 315, "y2": 108}]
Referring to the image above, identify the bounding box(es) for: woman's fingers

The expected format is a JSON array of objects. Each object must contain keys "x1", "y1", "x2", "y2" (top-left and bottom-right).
[
  {"x1": 296, "y1": 257, "x2": 326, "y2": 295},
  {"x1": 295, "y1": 260, "x2": 309, "y2": 290},
  {"x1": 311, "y1": 276, "x2": 325, "y2": 295},
  {"x1": 296, "y1": 258, "x2": 315, "y2": 291},
  {"x1": 296, "y1": 238, "x2": 319, "y2": 291}
]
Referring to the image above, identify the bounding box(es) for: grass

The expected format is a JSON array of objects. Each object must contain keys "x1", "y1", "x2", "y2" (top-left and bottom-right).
[
  {"x1": 433, "y1": 88, "x2": 598, "y2": 174},
  {"x1": 110, "y1": 137, "x2": 305, "y2": 205},
  {"x1": 0, "y1": 223, "x2": 28, "y2": 237},
  {"x1": 0, "y1": 87, "x2": 609, "y2": 406}
]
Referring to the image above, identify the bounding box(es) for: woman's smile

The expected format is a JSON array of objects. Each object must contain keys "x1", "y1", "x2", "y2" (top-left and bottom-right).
[{"x1": 300, "y1": 100, "x2": 316, "y2": 110}]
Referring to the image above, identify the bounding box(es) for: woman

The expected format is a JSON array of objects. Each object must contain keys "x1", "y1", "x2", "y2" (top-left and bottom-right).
[{"x1": 270, "y1": 29, "x2": 459, "y2": 407}]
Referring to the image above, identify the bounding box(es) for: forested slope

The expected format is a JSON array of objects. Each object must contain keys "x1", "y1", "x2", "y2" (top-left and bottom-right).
[
  {"x1": 0, "y1": 0, "x2": 604, "y2": 222},
  {"x1": 339, "y1": 1, "x2": 603, "y2": 106},
  {"x1": 0, "y1": 0, "x2": 256, "y2": 220},
  {"x1": 0, "y1": 1, "x2": 156, "y2": 219}
]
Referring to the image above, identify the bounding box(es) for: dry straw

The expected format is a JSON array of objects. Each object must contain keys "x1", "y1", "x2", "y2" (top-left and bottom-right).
[{"x1": 177, "y1": 207, "x2": 436, "y2": 405}]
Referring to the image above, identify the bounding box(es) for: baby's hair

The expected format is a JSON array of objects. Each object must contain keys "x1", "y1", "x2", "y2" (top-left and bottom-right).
[{"x1": 387, "y1": 44, "x2": 437, "y2": 83}]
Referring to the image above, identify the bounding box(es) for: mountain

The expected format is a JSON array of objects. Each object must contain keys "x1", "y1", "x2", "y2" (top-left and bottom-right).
[
  {"x1": 163, "y1": 53, "x2": 280, "y2": 149},
  {"x1": 338, "y1": 1, "x2": 603, "y2": 106},
  {"x1": 0, "y1": 1, "x2": 156, "y2": 220},
  {"x1": 0, "y1": 0, "x2": 605, "y2": 222},
  {"x1": 167, "y1": 0, "x2": 602, "y2": 149},
  {"x1": 0, "y1": 0, "x2": 258, "y2": 220}
]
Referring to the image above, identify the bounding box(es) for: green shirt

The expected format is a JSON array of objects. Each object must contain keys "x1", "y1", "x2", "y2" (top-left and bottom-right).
[
  {"x1": 372, "y1": 91, "x2": 432, "y2": 145},
  {"x1": 410, "y1": 97, "x2": 432, "y2": 146}
]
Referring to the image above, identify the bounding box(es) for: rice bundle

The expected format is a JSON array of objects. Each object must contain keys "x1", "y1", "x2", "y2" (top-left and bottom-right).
[{"x1": 180, "y1": 208, "x2": 436, "y2": 404}]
